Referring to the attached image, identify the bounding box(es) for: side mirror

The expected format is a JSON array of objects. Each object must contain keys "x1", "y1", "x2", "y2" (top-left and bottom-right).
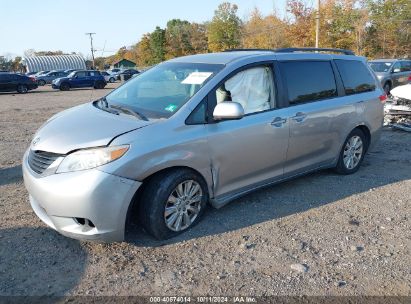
[
  {"x1": 213, "y1": 102, "x2": 244, "y2": 121},
  {"x1": 393, "y1": 68, "x2": 401, "y2": 73}
]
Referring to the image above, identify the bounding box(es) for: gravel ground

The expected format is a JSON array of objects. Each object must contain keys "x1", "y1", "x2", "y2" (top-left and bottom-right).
[{"x1": 0, "y1": 85, "x2": 410, "y2": 297}]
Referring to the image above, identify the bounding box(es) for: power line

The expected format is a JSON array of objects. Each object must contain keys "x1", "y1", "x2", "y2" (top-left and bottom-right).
[{"x1": 85, "y1": 33, "x2": 96, "y2": 69}]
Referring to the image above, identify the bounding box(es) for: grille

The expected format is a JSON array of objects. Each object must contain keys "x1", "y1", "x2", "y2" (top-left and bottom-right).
[{"x1": 28, "y1": 150, "x2": 62, "y2": 174}]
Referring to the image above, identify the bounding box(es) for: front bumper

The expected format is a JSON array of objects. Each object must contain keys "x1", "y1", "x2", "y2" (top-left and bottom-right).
[{"x1": 22, "y1": 150, "x2": 141, "y2": 242}]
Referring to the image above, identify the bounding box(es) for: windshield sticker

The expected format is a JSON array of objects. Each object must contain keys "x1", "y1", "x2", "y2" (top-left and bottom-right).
[
  {"x1": 182, "y1": 72, "x2": 213, "y2": 85},
  {"x1": 165, "y1": 104, "x2": 178, "y2": 112}
]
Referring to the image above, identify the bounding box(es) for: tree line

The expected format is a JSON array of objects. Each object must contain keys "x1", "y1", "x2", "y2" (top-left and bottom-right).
[{"x1": 100, "y1": 0, "x2": 410, "y2": 69}]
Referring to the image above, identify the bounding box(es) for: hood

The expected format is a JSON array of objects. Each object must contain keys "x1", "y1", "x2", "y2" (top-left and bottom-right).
[
  {"x1": 390, "y1": 84, "x2": 411, "y2": 100},
  {"x1": 373, "y1": 71, "x2": 388, "y2": 78},
  {"x1": 31, "y1": 103, "x2": 153, "y2": 154}
]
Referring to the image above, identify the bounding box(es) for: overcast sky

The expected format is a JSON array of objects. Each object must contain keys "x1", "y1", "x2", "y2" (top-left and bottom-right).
[{"x1": 0, "y1": 0, "x2": 289, "y2": 59}]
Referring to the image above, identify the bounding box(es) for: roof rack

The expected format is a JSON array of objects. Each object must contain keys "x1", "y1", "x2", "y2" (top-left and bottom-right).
[
  {"x1": 224, "y1": 48, "x2": 275, "y2": 52},
  {"x1": 275, "y1": 48, "x2": 355, "y2": 55}
]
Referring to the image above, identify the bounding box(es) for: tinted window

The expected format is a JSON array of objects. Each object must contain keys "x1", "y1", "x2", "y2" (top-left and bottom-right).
[
  {"x1": 335, "y1": 60, "x2": 376, "y2": 95},
  {"x1": 280, "y1": 61, "x2": 337, "y2": 104},
  {"x1": 400, "y1": 61, "x2": 411, "y2": 72},
  {"x1": 369, "y1": 62, "x2": 392, "y2": 73},
  {"x1": 75, "y1": 71, "x2": 86, "y2": 77}
]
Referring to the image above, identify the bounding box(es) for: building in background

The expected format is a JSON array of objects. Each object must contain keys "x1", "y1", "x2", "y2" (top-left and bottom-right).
[
  {"x1": 112, "y1": 59, "x2": 136, "y2": 69},
  {"x1": 22, "y1": 55, "x2": 86, "y2": 73}
]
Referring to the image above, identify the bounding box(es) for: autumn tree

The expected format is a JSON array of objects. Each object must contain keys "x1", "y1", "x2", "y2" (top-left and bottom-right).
[
  {"x1": 242, "y1": 8, "x2": 290, "y2": 49},
  {"x1": 208, "y1": 2, "x2": 242, "y2": 51},
  {"x1": 286, "y1": 0, "x2": 315, "y2": 47},
  {"x1": 165, "y1": 19, "x2": 193, "y2": 58},
  {"x1": 189, "y1": 23, "x2": 208, "y2": 53},
  {"x1": 150, "y1": 26, "x2": 166, "y2": 63}
]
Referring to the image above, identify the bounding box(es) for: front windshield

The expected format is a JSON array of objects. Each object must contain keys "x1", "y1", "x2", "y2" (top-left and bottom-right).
[
  {"x1": 105, "y1": 62, "x2": 223, "y2": 119},
  {"x1": 369, "y1": 62, "x2": 392, "y2": 73}
]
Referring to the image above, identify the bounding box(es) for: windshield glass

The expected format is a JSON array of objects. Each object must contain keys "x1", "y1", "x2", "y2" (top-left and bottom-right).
[
  {"x1": 369, "y1": 62, "x2": 392, "y2": 73},
  {"x1": 105, "y1": 62, "x2": 223, "y2": 119}
]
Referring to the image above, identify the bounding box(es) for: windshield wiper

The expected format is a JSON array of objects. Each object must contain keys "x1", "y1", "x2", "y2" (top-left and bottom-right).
[
  {"x1": 110, "y1": 104, "x2": 149, "y2": 121},
  {"x1": 97, "y1": 97, "x2": 120, "y2": 115}
]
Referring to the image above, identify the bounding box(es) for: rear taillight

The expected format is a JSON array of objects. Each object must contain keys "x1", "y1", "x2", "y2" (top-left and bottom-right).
[
  {"x1": 408, "y1": 74, "x2": 411, "y2": 81},
  {"x1": 29, "y1": 77, "x2": 36, "y2": 82},
  {"x1": 379, "y1": 94, "x2": 387, "y2": 103}
]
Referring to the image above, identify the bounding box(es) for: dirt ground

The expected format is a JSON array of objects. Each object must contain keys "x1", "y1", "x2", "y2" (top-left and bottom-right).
[{"x1": 0, "y1": 85, "x2": 410, "y2": 297}]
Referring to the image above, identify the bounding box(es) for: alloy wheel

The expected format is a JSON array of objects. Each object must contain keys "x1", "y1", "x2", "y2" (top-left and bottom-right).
[
  {"x1": 164, "y1": 180, "x2": 202, "y2": 232},
  {"x1": 343, "y1": 135, "x2": 363, "y2": 170}
]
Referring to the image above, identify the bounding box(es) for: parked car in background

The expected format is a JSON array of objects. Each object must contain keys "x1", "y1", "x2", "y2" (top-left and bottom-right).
[
  {"x1": 33, "y1": 70, "x2": 50, "y2": 77},
  {"x1": 51, "y1": 70, "x2": 106, "y2": 91},
  {"x1": 23, "y1": 48, "x2": 384, "y2": 242},
  {"x1": 64, "y1": 69, "x2": 78, "y2": 74},
  {"x1": 369, "y1": 59, "x2": 411, "y2": 94},
  {"x1": 0, "y1": 73, "x2": 38, "y2": 93},
  {"x1": 35, "y1": 70, "x2": 68, "y2": 86},
  {"x1": 107, "y1": 68, "x2": 121, "y2": 74},
  {"x1": 25, "y1": 71, "x2": 38, "y2": 76},
  {"x1": 100, "y1": 71, "x2": 117, "y2": 83},
  {"x1": 119, "y1": 69, "x2": 140, "y2": 81}
]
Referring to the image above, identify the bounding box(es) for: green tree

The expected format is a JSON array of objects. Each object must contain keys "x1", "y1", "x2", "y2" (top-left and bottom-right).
[
  {"x1": 208, "y1": 2, "x2": 242, "y2": 52},
  {"x1": 150, "y1": 26, "x2": 166, "y2": 64},
  {"x1": 165, "y1": 19, "x2": 193, "y2": 58}
]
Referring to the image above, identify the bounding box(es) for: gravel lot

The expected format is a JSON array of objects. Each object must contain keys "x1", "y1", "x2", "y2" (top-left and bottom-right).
[{"x1": 0, "y1": 85, "x2": 410, "y2": 297}]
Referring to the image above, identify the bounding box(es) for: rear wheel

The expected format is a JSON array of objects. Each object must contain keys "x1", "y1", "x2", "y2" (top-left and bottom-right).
[
  {"x1": 17, "y1": 84, "x2": 28, "y2": 94},
  {"x1": 109, "y1": 77, "x2": 115, "y2": 83},
  {"x1": 334, "y1": 129, "x2": 366, "y2": 175},
  {"x1": 138, "y1": 169, "x2": 208, "y2": 240},
  {"x1": 94, "y1": 81, "x2": 105, "y2": 89},
  {"x1": 60, "y1": 82, "x2": 70, "y2": 91}
]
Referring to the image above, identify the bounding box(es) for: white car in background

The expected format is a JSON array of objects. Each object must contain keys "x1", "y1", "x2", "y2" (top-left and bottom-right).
[{"x1": 100, "y1": 71, "x2": 117, "y2": 83}]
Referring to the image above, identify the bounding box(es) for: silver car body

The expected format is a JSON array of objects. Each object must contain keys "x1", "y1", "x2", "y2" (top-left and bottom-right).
[
  {"x1": 369, "y1": 59, "x2": 411, "y2": 91},
  {"x1": 23, "y1": 51, "x2": 384, "y2": 242}
]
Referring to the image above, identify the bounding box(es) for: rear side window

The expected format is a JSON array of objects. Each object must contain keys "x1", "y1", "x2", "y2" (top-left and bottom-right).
[
  {"x1": 279, "y1": 61, "x2": 337, "y2": 105},
  {"x1": 400, "y1": 61, "x2": 411, "y2": 72},
  {"x1": 335, "y1": 60, "x2": 376, "y2": 95}
]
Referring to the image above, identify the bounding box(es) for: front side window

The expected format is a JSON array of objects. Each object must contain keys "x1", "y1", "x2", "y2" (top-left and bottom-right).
[
  {"x1": 335, "y1": 60, "x2": 376, "y2": 95},
  {"x1": 279, "y1": 61, "x2": 337, "y2": 105},
  {"x1": 214, "y1": 65, "x2": 275, "y2": 114},
  {"x1": 105, "y1": 62, "x2": 223, "y2": 119},
  {"x1": 75, "y1": 71, "x2": 86, "y2": 78},
  {"x1": 400, "y1": 61, "x2": 411, "y2": 72}
]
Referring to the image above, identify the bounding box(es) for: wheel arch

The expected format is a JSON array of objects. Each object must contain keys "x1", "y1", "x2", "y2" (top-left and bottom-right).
[{"x1": 125, "y1": 165, "x2": 211, "y2": 232}]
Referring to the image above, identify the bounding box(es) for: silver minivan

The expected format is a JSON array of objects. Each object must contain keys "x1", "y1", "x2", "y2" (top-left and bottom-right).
[{"x1": 23, "y1": 48, "x2": 385, "y2": 242}]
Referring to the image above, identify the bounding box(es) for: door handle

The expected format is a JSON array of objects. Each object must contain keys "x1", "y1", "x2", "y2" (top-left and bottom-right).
[
  {"x1": 291, "y1": 112, "x2": 307, "y2": 123},
  {"x1": 271, "y1": 117, "x2": 287, "y2": 127}
]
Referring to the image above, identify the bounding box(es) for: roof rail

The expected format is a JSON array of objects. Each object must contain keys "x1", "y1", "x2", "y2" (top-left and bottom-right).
[
  {"x1": 275, "y1": 48, "x2": 355, "y2": 55},
  {"x1": 224, "y1": 48, "x2": 275, "y2": 52}
]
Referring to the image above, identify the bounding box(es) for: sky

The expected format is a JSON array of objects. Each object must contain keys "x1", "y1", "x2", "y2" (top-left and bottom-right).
[{"x1": 0, "y1": 0, "x2": 289, "y2": 59}]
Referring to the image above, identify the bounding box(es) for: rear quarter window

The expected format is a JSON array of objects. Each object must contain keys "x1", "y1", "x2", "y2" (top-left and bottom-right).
[
  {"x1": 335, "y1": 60, "x2": 376, "y2": 95},
  {"x1": 279, "y1": 61, "x2": 337, "y2": 105}
]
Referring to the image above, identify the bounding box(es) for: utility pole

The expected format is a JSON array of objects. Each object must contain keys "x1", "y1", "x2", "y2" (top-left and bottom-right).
[
  {"x1": 85, "y1": 33, "x2": 96, "y2": 69},
  {"x1": 315, "y1": 0, "x2": 320, "y2": 48}
]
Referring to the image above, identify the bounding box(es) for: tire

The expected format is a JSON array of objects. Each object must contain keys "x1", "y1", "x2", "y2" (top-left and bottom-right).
[
  {"x1": 17, "y1": 84, "x2": 28, "y2": 94},
  {"x1": 109, "y1": 77, "x2": 115, "y2": 83},
  {"x1": 60, "y1": 83, "x2": 70, "y2": 91},
  {"x1": 334, "y1": 129, "x2": 366, "y2": 175},
  {"x1": 38, "y1": 80, "x2": 46, "y2": 86},
  {"x1": 383, "y1": 82, "x2": 391, "y2": 95},
  {"x1": 138, "y1": 169, "x2": 208, "y2": 240},
  {"x1": 94, "y1": 82, "x2": 105, "y2": 89}
]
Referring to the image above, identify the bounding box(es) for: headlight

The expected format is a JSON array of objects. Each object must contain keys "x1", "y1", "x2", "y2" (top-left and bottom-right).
[{"x1": 56, "y1": 145, "x2": 129, "y2": 173}]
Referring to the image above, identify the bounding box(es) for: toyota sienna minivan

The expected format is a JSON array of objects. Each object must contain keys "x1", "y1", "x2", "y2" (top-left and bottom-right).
[{"x1": 23, "y1": 48, "x2": 385, "y2": 242}]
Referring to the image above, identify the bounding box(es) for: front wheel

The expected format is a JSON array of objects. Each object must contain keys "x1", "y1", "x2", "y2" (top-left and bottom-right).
[
  {"x1": 17, "y1": 84, "x2": 28, "y2": 94},
  {"x1": 38, "y1": 80, "x2": 46, "y2": 86},
  {"x1": 138, "y1": 169, "x2": 208, "y2": 240},
  {"x1": 60, "y1": 82, "x2": 70, "y2": 91},
  {"x1": 383, "y1": 82, "x2": 391, "y2": 95},
  {"x1": 334, "y1": 129, "x2": 366, "y2": 175},
  {"x1": 109, "y1": 77, "x2": 115, "y2": 83}
]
